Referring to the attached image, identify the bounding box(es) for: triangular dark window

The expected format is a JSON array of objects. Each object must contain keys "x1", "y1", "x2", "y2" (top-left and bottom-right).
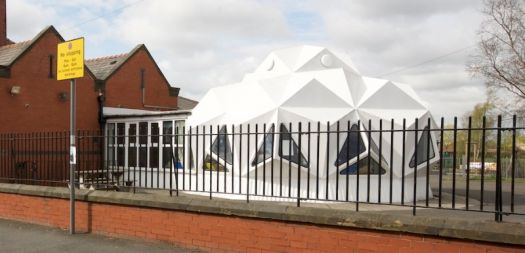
[
  {"x1": 409, "y1": 126, "x2": 435, "y2": 168},
  {"x1": 211, "y1": 126, "x2": 233, "y2": 164},
  {"x1": 278, "y1": 124, "x2": 308, "y2": 167},
  {"x1": 252, "y1": 125, "x2": 274, "y2": 166},
  {"x1": 335, "y1": 124, "x2": 366, "y2": 166},
  {"x1": 367, "y1": 131, "x2": 389, "y2": 168},
  {"x1": 339, "y1": 157, "x2": 386, "y2": 175},
  {"x1": 204, "y1": 155, "x2": 228, "y2": 172}
]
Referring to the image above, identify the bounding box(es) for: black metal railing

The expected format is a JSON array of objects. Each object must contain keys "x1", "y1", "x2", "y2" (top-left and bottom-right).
[
  {"x1": 0, "y1": 131, "x2": 104, "y2": 186},
  {"x1": 0, "y1": 115, "x2": 523, "y2": 222}
]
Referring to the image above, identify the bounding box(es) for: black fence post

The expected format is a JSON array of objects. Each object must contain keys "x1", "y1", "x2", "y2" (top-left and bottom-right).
[
  {"x1": 297, "y1": 122, "x2": 302, "y2": 207},
  {"x1": 439, "y1": 117, "x2": 444, "y2": 208},
  {"x1": 466, "y1": 116, "x2": 472, "y2": 210},
  {"x1": 378, "y1": 119, "x2": 382, "y2": 203},
  {"x1": 231, "y1": 124, "x2": 235, "y2": 195},
  {"x1": 209, "y1": 125, "x2": 213, "y2": 200},
  {"x1": 246, "y1": 124, "x2": 250, "y2": 203},
  {"x1": 452, "y1": 117, "x2": 457, "y2": 209},
  {"x1": 174, "y1": 126, "x2": 179, "y2": 196},
  {"x1": 238, "y1": 125, "x2": 242, "y2": 194},
  {"x1": 169, "y1": 129, "x2": 173, "y2": 197},
  {"x1": 413, "y1": 118, "x2": 418, "y2": 216},
  {"x1": 480, "y1": 116, "x2": 486, "y2": 211},
  {"x1": 255, "y1": 124, "x2": 258, "y2": 196},
  {"x1": 495, "y1": 116, "x2": 503, "y2": 222},
  {"x1": 511, "y1": 114, "x2": 516, "y2": 213},
  {"x1": 401, "y1": 119, "x2": 406, "y2": 205},
  {"x1": 183, "y1": 126, "x2": 186, "y2": 192},
  {"x1": 367, "y1": 119, "x2": 371, "y2": 203},
  {"x1": 389, "y1": 119, "x2": 394, "y2": 204},
  {"x1": 346, "y1": 121, "x2": 350, "y2": 202},
  {"x1": 336, "y1": 121, "x2": 340, "y2": 201},
  {"x1": 356, "y1": 121, "x2": 361, "y2": 212}
]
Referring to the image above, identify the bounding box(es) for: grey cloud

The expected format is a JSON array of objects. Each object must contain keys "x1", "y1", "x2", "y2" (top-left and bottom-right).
[
  {"x1": 6, "y1": 0, "x2": 490, "y2": 119},
  {"x1": 7, "y1": 0, "x2": 56, "y2": 40},
  {"x1": 114, "y1": 0, "x2": 290, "y2": 54},
  {"x1": 316, "y1": 0, "x2": 480, "y2": 20}
]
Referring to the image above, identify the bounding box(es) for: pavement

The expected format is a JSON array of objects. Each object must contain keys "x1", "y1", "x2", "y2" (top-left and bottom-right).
[
  {"x1": 299, "y1": 173, "x2": 525, "y2": 224},
  {"x1": 429, "y1": 173, "x2": 525, "y2": 215},
  {"x1": 0, "y1": 219, "x2": 202, "y2": 253}
]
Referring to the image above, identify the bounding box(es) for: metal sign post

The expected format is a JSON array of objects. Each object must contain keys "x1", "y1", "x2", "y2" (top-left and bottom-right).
[
  {"x1": 69, "y1": 79, "x2": 76, "y2": 234},
  {"x1": 57, "y1": 37, "x2": 84, "y2": 235}
]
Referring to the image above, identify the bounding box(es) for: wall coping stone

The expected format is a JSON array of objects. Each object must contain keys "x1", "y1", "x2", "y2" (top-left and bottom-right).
[{"x1": 0, "y1": 183, "x2": 523, "y2": 246}]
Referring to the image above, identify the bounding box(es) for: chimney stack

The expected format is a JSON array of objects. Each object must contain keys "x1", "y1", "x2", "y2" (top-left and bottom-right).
[{"x1": 0, "y1": 0, "x2": 8, "y2": 46}]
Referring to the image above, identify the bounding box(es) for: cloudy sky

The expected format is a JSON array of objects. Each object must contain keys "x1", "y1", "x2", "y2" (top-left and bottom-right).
[{"x1": 7, "y1": 0, "x2": 487, "y2": 120}]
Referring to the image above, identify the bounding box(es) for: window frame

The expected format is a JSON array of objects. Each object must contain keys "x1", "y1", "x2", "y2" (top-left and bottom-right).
[{"x1": 105, "y1": 118, "x2": 187, "y2": 173}]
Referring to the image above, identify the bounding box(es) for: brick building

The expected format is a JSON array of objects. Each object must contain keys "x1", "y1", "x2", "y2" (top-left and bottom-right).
[
  {"x1": 0, "y1": 0, "x2": 198, "y2": 184},
  {"x1": 0, "y1": 0, "x2": 196, "y2": 133}
]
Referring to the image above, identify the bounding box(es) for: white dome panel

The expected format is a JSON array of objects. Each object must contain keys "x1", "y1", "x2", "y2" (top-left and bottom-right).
[
  {"x1": 282, "y1": 79, "x2": 350, "y2": 108},
  {"x1": 186, "y1": 45, "x2": 439, "y2": 203}
]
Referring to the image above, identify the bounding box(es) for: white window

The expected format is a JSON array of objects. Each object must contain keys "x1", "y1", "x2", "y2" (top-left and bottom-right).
[{"x1": 105, "y1": 119, "x2": 186, "y2": 172}]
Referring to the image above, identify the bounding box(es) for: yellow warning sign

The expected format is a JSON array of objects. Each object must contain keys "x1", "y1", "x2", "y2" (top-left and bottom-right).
[{"x1": 57, "y1": 38, "x2": 84, "y2": 80}]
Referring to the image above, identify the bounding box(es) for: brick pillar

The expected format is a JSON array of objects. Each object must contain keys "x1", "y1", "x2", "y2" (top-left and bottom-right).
[{"x1": 0, "y1": 0, "x2": 7, "y2": 46}]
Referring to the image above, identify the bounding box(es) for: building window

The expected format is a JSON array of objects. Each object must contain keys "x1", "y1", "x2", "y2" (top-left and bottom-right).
[
  {"x1": 106, "y1": 119, "x2": 186, "y2": 186},
  {"x1": 128, "y1": 124, "x2": 137, "y2": 167},
  {"x1": 211, "y1": 125, "x2": 233, "y2": 165},
  {"x1": 138, "y1": 122, "x2": 148, "y2": 168},
  {"x1": 204, "y1": 155, "x2": 228, "y2": 172},
  {"x1": 335, "y1": 124, "x2": 366, "y2": 166},
  {"x1": 278, "y1": 124, "x2": 308, "y2": 167},
  {"x1": 409, "y1": 126, "x2": 435, "y2": 168},
  {"x1": 339, "y1": 157, "x2": 386, "y2": 175},
  {"x1": 48, "y1": 54, "x2": 54, "y2": 78},
  {"x1": 162, "y1": 121, "x2": 173, "y2": 144},
  {"x1": 116, "y1": 123, "x2": 125, "y2": 167},
  {"x1": 252, "y1": 124, "x2": 274, "y2": 166},
  {"x1": 174, "y1": 120, "x2": 185, "y2": 168},
  {"x1": 107, "y1": 123, "x2": 115, "y2": 166},
  {"x1": 149, "y1": 123, "x2": 159, "y2": 168},
  {"x1": 162, "y1": 121, "x2": 173, "y2": 168}
]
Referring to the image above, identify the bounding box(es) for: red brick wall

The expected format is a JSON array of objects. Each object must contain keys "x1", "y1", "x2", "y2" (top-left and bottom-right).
[
  {"x1": 0, "y1": 29, "x2": 100, "y2": 132},
  {"x1": 0, "y1": 31, "x2": 180, "y2": 133},
  {"x1": 0, "y1": 192, "x2": 523, "y2": 253},
  {"x1": 104, "y1": 48, "x2": 177, "y2": 110}
]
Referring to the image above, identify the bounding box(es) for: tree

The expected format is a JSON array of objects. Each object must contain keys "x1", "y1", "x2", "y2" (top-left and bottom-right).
[
  {"x1": 462, "y1": 102, "x2": 496, "y2": 161},
  {"x1": 468, "y1": 0, "x2": 525, "y2": 112},
  {"x1": 443, "y1": 102, "x2": 496, "y2": 164}
]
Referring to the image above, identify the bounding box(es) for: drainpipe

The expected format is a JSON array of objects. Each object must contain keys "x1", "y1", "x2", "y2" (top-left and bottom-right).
[
  {"x1": 96, "y1": 90, "x2": 106, "y2": 173},
  {"x1": 97, "y1": 91, "x2": 105, "y2": 130}
]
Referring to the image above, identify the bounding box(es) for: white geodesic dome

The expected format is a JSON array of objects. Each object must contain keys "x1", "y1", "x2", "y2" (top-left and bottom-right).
[{"x1": 185, "y1": 45, "x2": 439, "y2": 203}]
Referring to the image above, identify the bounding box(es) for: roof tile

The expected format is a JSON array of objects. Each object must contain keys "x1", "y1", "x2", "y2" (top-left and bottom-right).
[
  {"x1": 85, "y1": 53, "x2": 129, "y2": 80},
  {"x1": 0, "y1": 40, "x2": 31, "y2": 66},
  {"x1": 178, "y1": 96, "x2": 198, "y2": 110}
]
